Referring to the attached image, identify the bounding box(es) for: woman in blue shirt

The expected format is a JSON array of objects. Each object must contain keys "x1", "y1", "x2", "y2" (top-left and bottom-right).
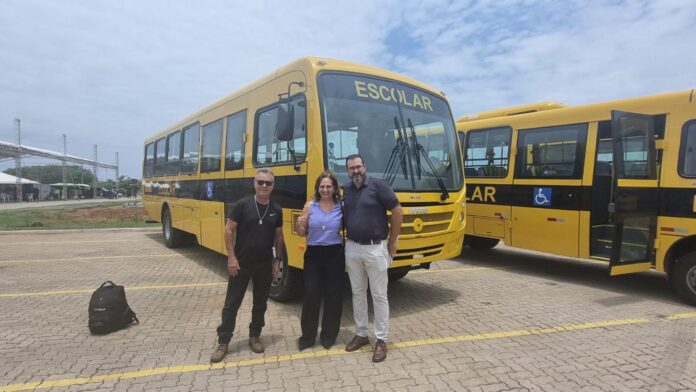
[{"x1": 295, "y1": 171, "x2": 345, "y2": 350}]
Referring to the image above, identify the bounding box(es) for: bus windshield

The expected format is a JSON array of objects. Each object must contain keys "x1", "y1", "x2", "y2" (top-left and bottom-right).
[{"x1": 318, "y1": 72, "x2": 462, "y2": 192}]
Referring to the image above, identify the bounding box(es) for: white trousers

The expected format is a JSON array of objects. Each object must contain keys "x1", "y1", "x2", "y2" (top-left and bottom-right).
[{"x1": 345, "y1": 240, "x2": 390, "y2": 341}]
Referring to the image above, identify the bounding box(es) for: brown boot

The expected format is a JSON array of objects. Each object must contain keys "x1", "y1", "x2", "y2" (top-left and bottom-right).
[
  {"x1": 345, "y1": 335, "x2": 370, "y2": 352},
  {"x1": 210, "y1": 343, "x2": 228, "y2": 363},
  {"x1": 249, "y1": 337, "x2": 264, "y2": 353},
  {"x1": 372, "y1": 339, "x2": 387, "y2": 362}
]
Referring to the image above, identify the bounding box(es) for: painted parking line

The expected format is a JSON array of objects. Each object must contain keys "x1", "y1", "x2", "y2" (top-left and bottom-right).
[
  {"x1": 0, "y1": 253, "x2": 203, "y2": 264},
  {"x1": 5, "y1": 315, "x2": 694, "y2": 392},
  {"x1": 0, "y1": 240, "x2": 134, "y2": 246},
  {"x1": 0, "y1": 266, "x2": 489, "y2": 299},
  {"x1": 0, "y1": 282, "x2": 228, "y2": 298},
  {"x1": 666, "y1": 311, "x2": 696, "y2": 320}
]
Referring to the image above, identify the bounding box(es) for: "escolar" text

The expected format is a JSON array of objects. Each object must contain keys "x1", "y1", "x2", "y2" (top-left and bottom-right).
[{"x1": 354, "y1": 81, "x2": 434, "y2": 111}]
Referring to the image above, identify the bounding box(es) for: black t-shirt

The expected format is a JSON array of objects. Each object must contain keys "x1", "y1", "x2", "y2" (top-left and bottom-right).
[{"x1": 229, "y1": 196, "x2": 283, "y2": 265}]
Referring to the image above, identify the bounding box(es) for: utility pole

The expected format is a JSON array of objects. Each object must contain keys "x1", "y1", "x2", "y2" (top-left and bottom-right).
[
  {"x1": 62, "y1": 134, "x2": 67, "y2": 200},
  {"x1": 93, "y1": 144, "x2": 98, "y2": 198},
  {"x1": 14, "y1": 118, "x2": 22, "y2": 203},
  {"x1": 115, "y1": 152, "x2": 119, "y2": 189}
]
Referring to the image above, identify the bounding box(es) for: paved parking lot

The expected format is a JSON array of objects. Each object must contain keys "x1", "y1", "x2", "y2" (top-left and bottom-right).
[{"x1": 1, "y1": 229, "x2": 695, "y2": 392}]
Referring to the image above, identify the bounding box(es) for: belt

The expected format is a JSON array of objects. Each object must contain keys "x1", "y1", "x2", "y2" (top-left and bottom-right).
[{"x1": 351, "y1": 239, "x2": 383, "y2": 245}]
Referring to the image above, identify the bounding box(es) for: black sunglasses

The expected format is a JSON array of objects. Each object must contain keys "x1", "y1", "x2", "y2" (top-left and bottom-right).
[{"x1": 256, "y1": 180, "x2": 274, "y2": 187}]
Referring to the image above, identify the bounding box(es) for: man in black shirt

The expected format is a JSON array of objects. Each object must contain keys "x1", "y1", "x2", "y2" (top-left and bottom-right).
[
  {"x1": 342, "y1": 154, "x2": 402, "y2": 363},
  {"x1": 211, "y1": 168, "x2": 284, "y2": 363}
]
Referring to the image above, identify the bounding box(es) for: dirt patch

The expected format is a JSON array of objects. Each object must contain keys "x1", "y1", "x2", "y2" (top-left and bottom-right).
[{"x1": 67, "y1": 205, "x2": 148, "y2": 221}]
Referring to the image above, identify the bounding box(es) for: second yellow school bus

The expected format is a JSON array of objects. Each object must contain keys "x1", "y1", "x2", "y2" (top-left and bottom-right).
[
  {"x1": 142, "y1": 57, "x2": 466, "y2": 301},
  {"x1": 457, "y1": 89, "x2": 696, "y2": 305}
]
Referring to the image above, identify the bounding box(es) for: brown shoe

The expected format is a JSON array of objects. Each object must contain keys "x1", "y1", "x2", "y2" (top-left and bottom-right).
[
  {"x1": 372, "y1": 339, "x2": 387, "y2": 362},
  {"x1": 249, "y1": 337, "x2": 264, "y2": 353},
  {"x1": 210, "y1": 343, "x2": 228, "y2": 363},
  {"x1": 345, "y1": 335, "x2": 370, "y2": 352}
]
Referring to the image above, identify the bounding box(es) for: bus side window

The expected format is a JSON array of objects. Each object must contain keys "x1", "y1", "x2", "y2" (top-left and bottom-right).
[
  {"x1": 254, "y1": 96, "x2": 307, "y2": 166},
  {"x1": 464, "y1": 126, "x2": 512, "y2": 178},
  {"x1": 516, "y1": 124, "x2": 587, "y2": 179},
  {"x1": 201, "y1": 119, "x2": 223, "y2": 173},
  {"x1": 679, "y1": 121, "x2": 696, "y2": 177},
  {"x1": 144, "y1": 143, "x2": 155, "y2": 177},
  {"x1": 181, "y1": 123, "x2": 201, "y2": 174},
  {"x1": 225, "y1": 110, "x2": 246, "y2": 170}
]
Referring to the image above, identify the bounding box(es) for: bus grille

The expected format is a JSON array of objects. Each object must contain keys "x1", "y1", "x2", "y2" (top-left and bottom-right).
[{"x1": 400, "y1": 212, "x2": 453, "y2": 236}]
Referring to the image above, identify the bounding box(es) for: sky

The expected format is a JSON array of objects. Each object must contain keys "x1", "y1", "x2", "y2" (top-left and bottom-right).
[{"x1": 1, "y1": 0, "x2": 695, "y2": 179}]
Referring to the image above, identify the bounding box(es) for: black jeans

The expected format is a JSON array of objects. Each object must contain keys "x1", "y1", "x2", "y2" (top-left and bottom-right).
[
  {"x1": 299, "y1": 244, "x2": 345, "y2": 345},
  {"x1": 216, "y1": 261, "x2": 273, "y2": 344}
]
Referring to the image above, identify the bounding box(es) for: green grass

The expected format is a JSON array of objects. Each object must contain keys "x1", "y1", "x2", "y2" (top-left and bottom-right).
[{"x1": 0, "y1": 201, "x2": 160, "y2": 230}]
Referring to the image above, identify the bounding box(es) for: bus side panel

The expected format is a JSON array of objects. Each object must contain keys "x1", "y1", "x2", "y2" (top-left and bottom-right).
[
  {"x1": 199, "y1": 199, "x2": 224, "y2": 254},
  {"x1": 656, "y1": 216, "x2": 696, "y2": 272},
  {"x1": 511, "y1": 206, "x2": 580, "y2": 257},
  {"x1": 143, "y1": 198, "x2": 161, "y2": 222},
  {"x1": 579, "y1": 210, "x2": 591, "y2": 259},
  {"x1": 284, "y1": 210, "x2": 305, "y2": 269},
  {"x1": 465, "y1": 202, "x2": 510, "y2": 241}
]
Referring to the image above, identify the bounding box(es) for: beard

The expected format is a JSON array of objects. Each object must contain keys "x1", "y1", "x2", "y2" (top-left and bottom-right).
[{"x1": 351, "y1": 174, "x2": 364, "y2": 188}]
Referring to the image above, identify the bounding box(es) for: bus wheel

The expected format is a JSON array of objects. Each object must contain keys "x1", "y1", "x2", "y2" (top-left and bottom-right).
[
  {"x1": 269, "y1": 256, "x2": 303, "y2": 302},
  {"x1": 465, "y1": 235, "x2": 499, "y2": 250},
  {"x1": 670, "y1": 252, "x2": 696, "y2": 306},
  {"x1": 388, "y1": 268, "x2": 409, "y2": 282},
  {"x1": 162, "y1": 207, "x2": 186, "y2": 248}
]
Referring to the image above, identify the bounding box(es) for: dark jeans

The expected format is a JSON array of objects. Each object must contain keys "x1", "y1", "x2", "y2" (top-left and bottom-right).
[
  {"x1": 299, "y1": 244, "x2": 345, "y2": 345},
  {"x1": 216, "y1": 261, "x2": 273, "y2": 344}
]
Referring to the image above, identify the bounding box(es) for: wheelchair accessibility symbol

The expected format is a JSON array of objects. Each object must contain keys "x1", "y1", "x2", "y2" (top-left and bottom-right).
[
  {"x1": 533, "y1": 187, "x2": 552, "y2": 206},
  {"x1": 206, "y1": 181, "x2": 214, "y2": 200}
]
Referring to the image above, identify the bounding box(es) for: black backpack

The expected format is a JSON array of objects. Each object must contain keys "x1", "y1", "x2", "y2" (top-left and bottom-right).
[{"x1": 88, "y1": 281, "x2": 139, "y2": 334}]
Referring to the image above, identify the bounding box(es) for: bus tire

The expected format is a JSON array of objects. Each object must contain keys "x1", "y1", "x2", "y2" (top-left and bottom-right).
[
  {"x1": 465, "y1": 235, "x2": 499, "y2": 250},
  {"x1": 388, "y1": 268, "x2": 409, "y2": 282},
  {"x1": 670, "y1": 252, "x2": 696, "y2": 306},
  {"x1": 269, "y1": 256, "x2": 303, "y2": 302},
  {"x1": 162, "y1": 207, "x2": 186, "y2": 248}
]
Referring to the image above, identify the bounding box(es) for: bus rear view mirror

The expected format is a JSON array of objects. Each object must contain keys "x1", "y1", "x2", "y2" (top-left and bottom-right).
[{"x1": 275, "y1": 103, "x2": 295, "y2": 141}]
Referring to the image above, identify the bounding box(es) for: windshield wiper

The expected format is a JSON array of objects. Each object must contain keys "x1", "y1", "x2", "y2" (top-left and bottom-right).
[
  {"x1": 383, "y1": 117, "x2": 410, "y2": 185},
  {"x1": 407, "y1": 118, "x2": 449, "y2": 201}
]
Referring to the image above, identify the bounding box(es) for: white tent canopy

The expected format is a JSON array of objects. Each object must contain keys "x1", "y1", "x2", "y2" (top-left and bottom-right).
[{"x1": 0, "y1": 172, "x2": 39, "y2": 185}]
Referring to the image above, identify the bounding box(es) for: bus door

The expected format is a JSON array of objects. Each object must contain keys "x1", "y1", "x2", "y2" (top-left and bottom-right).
[
  {"x1": 511, "y1": 124, "x2": 587, "y2": 257},
  {"x1": 608, "y1": 110, "x2": 658, "y2": 275}
]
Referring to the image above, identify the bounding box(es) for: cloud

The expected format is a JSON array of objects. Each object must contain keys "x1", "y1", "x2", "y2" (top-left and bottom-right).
[{"x1": 1, "y1": 0, "x2": 695, "y2": 177}]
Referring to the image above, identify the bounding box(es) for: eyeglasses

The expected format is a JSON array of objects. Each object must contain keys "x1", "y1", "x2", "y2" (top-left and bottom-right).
[{"x1": 256, "y1": 180, "x2": 274, "y2": 187}]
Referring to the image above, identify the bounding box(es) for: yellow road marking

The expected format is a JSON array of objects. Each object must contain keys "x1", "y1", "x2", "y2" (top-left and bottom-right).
[
  {"x1": 666, "y1": 311, "x2": 696, "y2": 320},
  {"x1": 0, "y1": 253, "x2": 200, "y2": 264},
  {"x1": 0, "y1": 240, "x2": 133, "y2": 246},
  {"x1": 0, "y1": 282, "x2": 227, "y2": 298},
  {"x1": 0, "y1": 317, "x2": 656, "y2": 392},
  {"x1": 0, "y1": 267, "x2": 485, "y2": 298}
]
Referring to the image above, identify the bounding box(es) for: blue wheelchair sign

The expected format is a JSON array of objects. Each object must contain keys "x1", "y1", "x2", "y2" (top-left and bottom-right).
[
  {"x1": 206, "y1": 181, "x2": 214, "y2": 200},
  {"x1": 533, "y1": 187, "x2": 552, "y2": 206}
]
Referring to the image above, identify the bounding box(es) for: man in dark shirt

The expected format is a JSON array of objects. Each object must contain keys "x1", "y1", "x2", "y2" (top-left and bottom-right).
[
  {"x1": 211, "y1": 168, "x2": 284, "y2": 363},
  {"x1": 342, "y1": 154, "x2": 403, "y2": 363}
]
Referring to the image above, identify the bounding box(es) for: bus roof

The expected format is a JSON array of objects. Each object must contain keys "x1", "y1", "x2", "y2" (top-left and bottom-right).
[
  {"x1": 457, "y1": 102, "x2": 564, "y2": 123},
  {"x1": 146, "y1": 57, "x2": 448, "y2": 143},
  {"x1": 457, "y1": 89, "x2": 696, "y2": 129}
]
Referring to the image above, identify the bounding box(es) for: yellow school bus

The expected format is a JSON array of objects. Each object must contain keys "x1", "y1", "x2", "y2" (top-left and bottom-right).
[
  {"x1": 142, "y1": 57, "x2": 466, "y2": 301},
  {"x1": 457, "y1": 89, "x2": 696, "y2": 305}
]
